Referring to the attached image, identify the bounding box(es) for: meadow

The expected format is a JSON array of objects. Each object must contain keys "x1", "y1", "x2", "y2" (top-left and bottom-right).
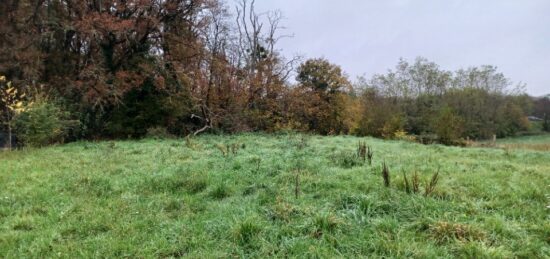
[{"x1": 0, "y1": 134, "x2": 549, "y2": 258}]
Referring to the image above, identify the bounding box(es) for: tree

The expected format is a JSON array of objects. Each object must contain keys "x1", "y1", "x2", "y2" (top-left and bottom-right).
[
  {"x1": 0, "y1": 76, "x2": 26, "y2": 150},
  {"x1": 295, "y1": 58, "x2": 352, "y2": 134},
  {"x1": 543, "y1": 113, "x2": 550, "y2": 132},
  {"x1": 432, "y1": 106, "x2": 464, "y2": 145}
]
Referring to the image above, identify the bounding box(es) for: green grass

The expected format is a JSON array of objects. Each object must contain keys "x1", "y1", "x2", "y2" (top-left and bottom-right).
[{"x1": 0, "y1": 134, "x2": 549, "y2": 258}]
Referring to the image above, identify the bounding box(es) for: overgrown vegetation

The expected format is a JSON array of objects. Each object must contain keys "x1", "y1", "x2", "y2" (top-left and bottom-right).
[
  {"x1": 0, "y1": 1, "x2": 543, "y2": 147},
  {"x1": 1, "y1": 134, "x2": 548, "y2": 257}
]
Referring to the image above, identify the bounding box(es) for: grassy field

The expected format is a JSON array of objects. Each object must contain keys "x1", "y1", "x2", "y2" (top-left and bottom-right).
[
  {"x1": 493, "y1": 134, "x2": 550, "y2": 152},
  {"x1": 0, "y1": 134, "x2": 549, "y2": 258}
]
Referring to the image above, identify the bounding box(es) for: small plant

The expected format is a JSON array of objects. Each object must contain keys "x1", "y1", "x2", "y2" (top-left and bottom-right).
[
  {"x1": 424, "y1": 170, "x2": 440, "y2": 197},
  {"x1": 185, "y1": 135, "x2": 195, "y2": 148},
  {"x1": 357, "y1": 141, "x2": 367, "y2": 161},
  {"x1": 403, "y1": 171, "x2": 411, "y2": 194},
  {"x1": 215, "y1": 143, "x2": 228, "y2": 156},
  {"x1": 229, "y1": 143, "x2": 240, "y2": 155},
  {"x1": 429, "y1": 221, "x2": 485, "y2": 244},
  {"x1": 311, "y1": 213, "x2": 342, "y2": 238},
  {"x1": 333, "y1": 151, "x2": 362, "y2": 168},
  {"x1": 209, "y1": 182, "x2": 231, "y2": 199},
  {"x1": 412, "y1": 171, "x2": 420, "y2": 193},
  {"x1": 233, "y1": 219, "x2": 262, "y2": 247},
  {"x1": 250, "y1": 156, "x2": 262, "y2": 172},
  {"x1": 295, "y1": 170, "x2": 301, "y2": 199},
  {"x1": 367, "y1": 146, "x2": 374, "y2": 165},
  {"x1": 382, "y1": 162, "x2": 390, "y2": 187}
]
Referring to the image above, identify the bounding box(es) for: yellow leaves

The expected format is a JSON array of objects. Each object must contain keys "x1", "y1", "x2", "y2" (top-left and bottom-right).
[{"x1": 0, "y1": 75, "x2": 5, "y2": 82}]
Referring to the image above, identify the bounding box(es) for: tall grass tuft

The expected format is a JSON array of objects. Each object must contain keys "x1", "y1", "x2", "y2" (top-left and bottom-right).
[
  {"x1": 295, "y1": 171, "x2": 301, "y2": 199},
  {"x1": 412, "y1": 171, "x2": 420, "y2": 193},
  {"x1": 357, "y1": 141, "x2": 367, "y2": 161},
  {"x1": 403, "y1": 170, "x2": 411, "y2": 193},
  {"x1": 424, "y1": 170, "x2": 440, "y2": 197},
  {"x1": 382, "y1": 162, "x2": 390, "y2": 187},
  {"x1": 367, "y1": 146, "x2": 374, "y2": 165}
]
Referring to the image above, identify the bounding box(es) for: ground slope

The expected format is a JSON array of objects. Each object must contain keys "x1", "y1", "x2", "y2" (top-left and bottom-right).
[{"x1": 0, "y1": 134, "x2": 549, "y2": 258}]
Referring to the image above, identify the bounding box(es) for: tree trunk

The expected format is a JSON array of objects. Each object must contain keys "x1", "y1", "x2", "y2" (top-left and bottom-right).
[{"x1": 7, "y1": 121, "x2": 12, "y2": 151}]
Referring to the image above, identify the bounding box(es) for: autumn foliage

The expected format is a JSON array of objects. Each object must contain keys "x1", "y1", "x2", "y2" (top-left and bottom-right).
[{"x1": 0, "y1": 1, "x2": 540, "y2": 145}]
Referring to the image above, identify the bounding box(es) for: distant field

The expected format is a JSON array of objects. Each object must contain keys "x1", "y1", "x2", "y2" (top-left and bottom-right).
[
  {"x1": 495, "y1": 134, "x2": 550, "y2": 151},
  {"x1": 0, "y1": 134, "x2": 549, "y2": 258}
]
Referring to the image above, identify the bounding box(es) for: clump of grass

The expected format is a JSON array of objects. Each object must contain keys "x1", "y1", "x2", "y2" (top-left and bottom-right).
[
  {"x1": 311, "y1": 213, "x2": 342, "y2": 238},
  {"x1": 249, "y1": 156, "x2": 262, "y2": 173},
  {"x1": 185, "y1": 135, "x2": 196, "y2": 149},
  {"x1": 229, "y1": 143, "x2": 241, "y2": 155},
  {"x1": 209, "y1": 182, "x2": 231, "y2": 199},
  {"x1": 266, "y1": 197, "x2": 300, "y2": 222},
  {"x1": 403, "y1": 171, "x2": 411, "y2": 193},
  {"x1": 295, "y1": 170, "x2": 300, "y2": 199},
  {"x1": 184, "y1": 175, "x2": 208, "y2": 194},
  {"x1": 382, "y1": 162, "x2": 390, "y2": 187},
  {"x1": 429, "y1": 221, "x2": 486, "y2": 244},
  {"x1": 412, "y1": 171, "x2": 420, "y2": 193},
  {"x1": 332, "y1": 151, "x2": 363, "y2": 168},
  {"x1": 367, "y1": 146, "x2": 374, "y2": 165},
  {"x1": 215, "y1": 143, "x2": 228, "y2": 156},
  {"x1": 357, "y1": 141, "x2": 367, "y2": 162},
  {"x1": 233, "y1": 218, "x2": 262, "y2": 247},
  {"x1": 424, "y1": 170, "x2": 440, "y2": 197}
]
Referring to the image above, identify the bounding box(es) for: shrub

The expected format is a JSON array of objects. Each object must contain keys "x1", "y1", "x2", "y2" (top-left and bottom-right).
[
  {"x1": 14, "y1": 96, "x2": 78, "y2": 147},
  {"x1": 145, "y1": 126, "x2": 173, "y2": 139}
]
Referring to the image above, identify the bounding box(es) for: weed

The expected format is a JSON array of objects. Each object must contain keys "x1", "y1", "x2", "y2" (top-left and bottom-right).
[
  {"x1": 215, "y1": 143, "x2": 228, "y2": 156},
  {"x1": 357, "y1": 141, "x2": 367, "y2": 161},
  {"x1": 295, "y1": 170, "x2": 301, "y2": 199},
  {"x1": 311, "y1": 213, "x2": 342, "y2": 238},
  {"x1": 412, "y1": 171, "x2": 420, "y2": 193},
  {"x1": 367, "y1": 146, "x2": 374, "y2": 165},
  {"x1": 382, "y1": 162, "x2": 390, "y2": 187},
  {"x1": 403, "y1": 170, "x2": 410, "y2": 194},
  {"x1": 424, "y1": 170, "x2": 440, "y2": 197}
]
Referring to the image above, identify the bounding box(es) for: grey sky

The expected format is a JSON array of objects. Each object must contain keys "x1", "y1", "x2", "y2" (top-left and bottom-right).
[{"x1": 254, "y1": 0, "x2": 550, "y2": 96}]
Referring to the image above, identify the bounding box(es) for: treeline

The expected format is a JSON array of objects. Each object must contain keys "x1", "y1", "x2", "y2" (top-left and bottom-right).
[{"x1": 0, "y1": 0, "x2": 546, "y2": 147}]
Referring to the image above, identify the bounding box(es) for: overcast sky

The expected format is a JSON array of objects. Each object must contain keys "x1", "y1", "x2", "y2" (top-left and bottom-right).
[{"x1": 254, "y1": 0, "x2": 550, "y2": 96}]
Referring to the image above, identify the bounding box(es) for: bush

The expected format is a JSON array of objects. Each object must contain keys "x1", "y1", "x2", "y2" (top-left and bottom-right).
[
  {"x1": 146, "y1": 126, "x2": 174, "y2": 139},
  {"x1": 14, "y1": 97, "x2": 78, "y2": 147}
]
